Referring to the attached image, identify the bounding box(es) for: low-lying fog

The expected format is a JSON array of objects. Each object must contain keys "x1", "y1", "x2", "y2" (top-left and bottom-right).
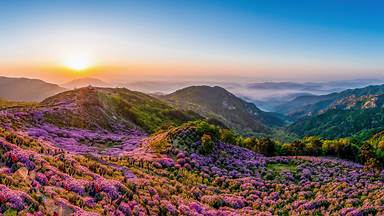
[{"x1": 120, "y1": 79, "x2": 384, "y2": 112}]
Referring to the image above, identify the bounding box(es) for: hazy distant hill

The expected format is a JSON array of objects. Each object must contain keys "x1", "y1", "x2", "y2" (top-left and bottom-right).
[
  {"x1": 162, "y1": 86, "x2": 286, "y2": 133},
  {"x1": 248, "y1": 79, "x2": 383, "y2": 92},
  {"x1": 277, "y1": 84, "x2": 384, "y2": 119},
  {"x1": 247, "y1": 82, "x2": 322, "y2": 90},
  {"x1": 0, "y1": 76, "x2": 66, "y2": 102},
  {"x1": 62, "y1": 77, "x2": 112, "y2": 89},
  {"x1": 246, "y1": 79, "x2": 384, "y2": 112}
]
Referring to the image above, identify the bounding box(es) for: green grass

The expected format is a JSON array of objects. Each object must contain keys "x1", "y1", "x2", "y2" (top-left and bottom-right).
[
  {"x1": 266, "y1": 163, "x2": 297, "y2": 173},
  {"x1": 105, "y1": 90, "x2": 201, "y2": 133},
  {"x1": 0, "y1": 99, "x2": 35, "y2": 109},
  {"x1": 3, "y1": 209, "x2": 17, "y2": 216}
]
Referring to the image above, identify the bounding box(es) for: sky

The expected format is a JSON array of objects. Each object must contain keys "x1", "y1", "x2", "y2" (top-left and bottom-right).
[{"x1": 0, "y1": 0, "x2": 383, "y2": 83}]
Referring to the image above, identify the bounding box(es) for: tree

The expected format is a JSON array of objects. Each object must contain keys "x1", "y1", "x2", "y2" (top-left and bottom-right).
[
  {"x1": 338, "y1": 143, "x2": 359, "y2": 161},
  {"x1": 200, "y1": 134, "x2": 215, "y2": 155},
  {"x1": 242, "y1": 137, "x2": 255, "y2": 150},
  {"x1": 255, "y1": 138, "x2": 276, "y2": 157},
  {"x1": 291, "y1": 140, "x2": 306, "y2": 155},
  {"x1": 359, "y1": 142, "x2": 376, "y2": 165},
  {"x1": 220, "y1": 129, "x2": 237, "y2": 144},
  {"x1": 303, "y1": 136, "x2": 323, "y2": 156},
  {"x1": 195, "y1": 121, "x2": 220, "y2": 140}
]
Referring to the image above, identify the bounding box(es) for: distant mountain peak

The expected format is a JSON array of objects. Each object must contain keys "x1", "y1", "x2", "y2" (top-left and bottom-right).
[
  {"x1": 163, "y1": 85, "x2": 286, "y2": 133},
  {"x1": 62, "y1": 77, "x2": 111, "y2": 89}
]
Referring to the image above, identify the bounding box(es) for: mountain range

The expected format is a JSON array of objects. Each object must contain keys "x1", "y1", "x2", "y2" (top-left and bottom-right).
[{"x1": 1, "y1": 75, "x2": 384, "y2": 140}]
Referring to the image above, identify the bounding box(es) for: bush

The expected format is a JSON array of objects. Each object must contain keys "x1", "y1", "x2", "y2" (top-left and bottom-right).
[
  {"x1": 303, "y1": 136, "x2": 323, "y2": 156},
  {"x1": 255, "y1": 138, "x2": 276, "y2": 157},
  {"x1": 200, "y1": 134, "x2": 215, "y2": 155},
  {"x1": 281, "y1": 140, "x2": 306, "y2": 156},
  {"x1": 195, "y1": 121, "x2": 220, "y2": 140},
  {"x1": 359, "y1": 142, "x2": 376, "y2": 165},
  {"x1": 220, "y1": 129, "x2": 238, "y2": 144},
  {"x1": 359, "y1": 142, "x2": 382, "y2": 169}
]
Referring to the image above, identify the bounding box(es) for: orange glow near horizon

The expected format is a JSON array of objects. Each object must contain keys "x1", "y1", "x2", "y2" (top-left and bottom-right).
[{"x1": 1, "y1": 59, "x2": 382, "y2": 85}]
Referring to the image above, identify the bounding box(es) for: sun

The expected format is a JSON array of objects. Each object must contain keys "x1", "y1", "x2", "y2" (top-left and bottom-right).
[{"x1": 63, "y1": 56, "x2": 92, "y2": 71}]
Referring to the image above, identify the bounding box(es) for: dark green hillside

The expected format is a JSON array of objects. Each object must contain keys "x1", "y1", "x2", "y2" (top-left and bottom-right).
[
  {"x1": 288, "y1": 94, "x2": 384, "y2": 139},
  {"x1": 162, "y1": 85, "x2": 286, "y2": 134}
]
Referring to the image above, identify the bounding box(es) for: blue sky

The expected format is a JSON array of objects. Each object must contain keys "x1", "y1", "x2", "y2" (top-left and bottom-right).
[{"x1": 0, "y1": 0, "x2": 383, "y2": 82}]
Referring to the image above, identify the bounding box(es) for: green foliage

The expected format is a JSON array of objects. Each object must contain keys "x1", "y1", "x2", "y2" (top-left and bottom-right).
[
  {"x1": 194, "y1": 120, "x2": 220, "y2": 140},
  {"x1": 200, "y1": 134, "x2": 215, "y2": 155},
  {"x1": 3, "y1": 209, "x2": 17, "y2": 216},
  {"x1": 303, "y1": 136, "x2": 323, "y2": 156},
  {"x1": 359, "y1": 143, "x2": 377, "y2": 166},
  {"x1": 253, "y1": 138, "x2": 276, "y2": 157},
  {"x1": 281, "y1": 140, "x2": 306, "y2": 156},
  {"x1": 218, "y1": 128, "x2": 278, "y2": 157},
  {"x1": 289, "y1": 108, "x2": 384, "y2": 139},
  {"x1": 321, "y1": 139, "x2": 359, "y2": 161},
  {"x1": 220, "y1": 129, "x2": 237, "y2": 144}
]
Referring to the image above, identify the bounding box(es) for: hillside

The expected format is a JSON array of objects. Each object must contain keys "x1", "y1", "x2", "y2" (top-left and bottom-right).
[
  {"x1": 162, "y1": 86, "x2": 286, "y2": 134},
  {"x1": 277, "y1": 84, "x2": 384, "y2": 119},
  {"x1": 288, "y1": 94, "x2": 384, "y2": 139},
  {"x1": 38, "y1": 87, "x2": 201, "y2": 133},
  {"x1": 0, "y1": 76, "x2": 66, "y2": 102},
  {"x1": 0, "y1": 87, "x2": 202, "y2": 156}
]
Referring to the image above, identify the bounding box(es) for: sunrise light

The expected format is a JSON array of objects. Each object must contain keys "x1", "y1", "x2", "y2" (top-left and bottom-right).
[{"x1": 63, "y1": 55, "x2": 92, "y2": 71}]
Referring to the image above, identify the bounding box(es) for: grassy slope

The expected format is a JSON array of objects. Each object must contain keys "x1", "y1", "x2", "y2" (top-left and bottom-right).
[
  {"x1": 41, "y1": 87, "x2": 202, "y2": 133},
  {"x1": 0, "y1": 98, "x2": 35, "y2": 109}
]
